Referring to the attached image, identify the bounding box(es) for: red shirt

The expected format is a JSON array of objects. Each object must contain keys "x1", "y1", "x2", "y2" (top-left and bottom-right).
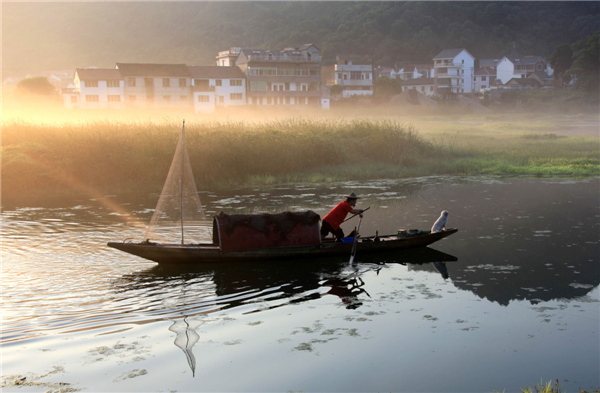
[{"x1": 323, "y1": 200, "x2": 353, "y2": 230}]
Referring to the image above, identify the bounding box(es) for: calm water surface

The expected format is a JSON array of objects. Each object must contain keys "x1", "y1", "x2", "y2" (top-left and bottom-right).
[{"x1": 2, "y1": 177, "x2": 599, "y2": 392}]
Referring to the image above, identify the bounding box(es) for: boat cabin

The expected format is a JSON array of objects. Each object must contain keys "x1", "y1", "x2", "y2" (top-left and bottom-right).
[{"x1": 212, "y1": 211, "x2": 321, "y2": 251}]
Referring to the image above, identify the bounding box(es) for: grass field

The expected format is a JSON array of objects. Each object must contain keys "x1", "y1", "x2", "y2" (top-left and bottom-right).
[{"x1": 1, "y1": 112, "x2": 599, "y2": 204}]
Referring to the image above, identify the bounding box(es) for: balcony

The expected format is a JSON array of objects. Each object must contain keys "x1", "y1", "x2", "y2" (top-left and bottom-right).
[
  {"x1": 192, "y1": 86, "x2": 215, "y2": 92},
  {"x1": 247, "y1": 90, "x2": 321, "y2": 97},
  {"x1": 335, "y1": 79, "x2": 373, "y2": 86},
  {"x1": 247, "y1": 54, "x2": 321, "y2": 63}
]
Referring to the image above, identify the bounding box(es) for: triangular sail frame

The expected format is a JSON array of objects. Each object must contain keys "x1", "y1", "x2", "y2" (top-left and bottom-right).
[{"x1": 144, "y1": 121, "x2": 209, "y2": 244}]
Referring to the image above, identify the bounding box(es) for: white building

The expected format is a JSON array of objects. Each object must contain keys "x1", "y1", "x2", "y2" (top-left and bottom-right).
[
  {"x1": 392, "y1": 64, "x2": 434, "y2": 81},
  {"x1": 333, "y1": 56, "x2": 373, "y2": 97},
  {"x1": 401, "y1": 78, "x2": 435, "y2": 97},
  {"x1": 496, "y1": 47, "x2": 553, "y2": 84},
  {"x1": 115, "y1": 63, "x2": 193, "y2": 109},
  {"x1": 473, "y1": 66, "x2": 497, "y2": 92},
  {"x1": 62, "y1": 68, "x2": 125, "y2": 109},
  {"x1": 216, "y1": 47, "x2": 242, "y2": 67},
  {"x1": 433, "y1": 48, "x2": 475, "y2": 95},
  {"x1": 189, "y1": 66, "x2": 247, "y2": 113}
]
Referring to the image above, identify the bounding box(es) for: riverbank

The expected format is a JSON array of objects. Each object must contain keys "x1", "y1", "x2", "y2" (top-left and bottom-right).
[{"x1": 1, "y1": 116, "x2": 599, "y2": 204}]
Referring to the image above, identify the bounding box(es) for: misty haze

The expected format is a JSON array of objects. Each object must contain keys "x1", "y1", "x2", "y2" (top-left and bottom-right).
[{"x1": 1, "y1": 2, "x2": 599, "y2": 393}]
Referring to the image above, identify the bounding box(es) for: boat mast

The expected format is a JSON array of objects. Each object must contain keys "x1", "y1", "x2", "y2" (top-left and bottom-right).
[{"x1": 180, "y1": 120, "x2": 185, "y2": 245}]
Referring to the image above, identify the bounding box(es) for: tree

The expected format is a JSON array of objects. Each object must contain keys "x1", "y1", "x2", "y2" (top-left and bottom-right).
[
  {"x1": 329, "y1": 84, "x2": 343, "y2": 96},
  {"x1": 548, "y1": 43, "x2": 573, "y2": 87},
  {"x1": 374, "y1": 76, "x2": 403, "y2": 100},
  {"x1": 569, "y1": 32, "x2": 599, "y2": 95},
  {"x1": 16, "y1": 76, "x2": 56, "y2": 95}
]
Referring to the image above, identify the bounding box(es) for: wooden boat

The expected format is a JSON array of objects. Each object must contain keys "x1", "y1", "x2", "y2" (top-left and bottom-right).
[
  {"x1": 107, "y1": 227, "x2": 458, "y2": 264},
  {"x1": 107, "y1": 122, "x2": 458, "y2": 265}
]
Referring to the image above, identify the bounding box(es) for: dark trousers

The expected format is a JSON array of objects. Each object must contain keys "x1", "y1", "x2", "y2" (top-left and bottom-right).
[{"x1": 321, "y1": 220, "x2": 345, "y2": 240}]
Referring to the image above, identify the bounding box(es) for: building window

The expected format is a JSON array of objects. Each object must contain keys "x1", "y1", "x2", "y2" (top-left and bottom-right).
[
  {"x1": 108, "y1": 95, "x2": 121, "y2": 102},
  {"x1": 482, "y1": 76, "x2": 487, "y2": 81},
  {"x1": 129, "y1": 96, "x2": 136, "y2": 101},
  {"x1": 164, "y1": 96, "x2": 171, "y2": 101},
  {"x1": 85, "y1": 95, "x2": 99, "y2": 102},
  {"x1": 438, "y1": 68, "x2": 447, "y2": 74},
  {"x1": 107, "y1": 80, "x2": 120, "y2": 88},
  {"x1": 537, "y1": 64, "x2": 543, "y2": 70},
  {"x1": 216, "y1": 80, "x2": 222, "y2": 86},
  {"x1": 71, "y1": 96, "x2": 78, "y2": 103},
  {"x1": 250, "y1": 81, "x2": 267, "y2": 91},
  {"x1": 462, "y1": 60, "x2": 464, "y2": 64},
  {"x1": 84, "y1": 80, "x2": 98, "y2": 88},
  {"x1": 421, "y1": 86, "x2": 425, "y2": 92},
  {"x1": 219, "y1": 96, "x2": 224, "y2": 103},
  {"x1": 285, "y1": 82, "x2": 290, "y2": 91},
  {"x1": 128, "y1": 78, "x2": 136, "y2": 87},
  {"x1": 430, "y1": 86, "x2": 433, "y2": 91},
  {"x1": 230, "y1": 79, "x2": 242, "y2": 86},
  {"x1": 230, "y1": 93, "x2": 242, "y2": 100},
  {"x1": 267, "y1": 97, "x2": 272, "y2": 105},
  {"x1": 179, "y1": 78, "x2": 186, "y2": 87},
  {"x1": 163, "y1": 78, "x2": 170, "y2": 87},
  {"x1": 198, "y1": 95, "x2": 209, "y2": 102}
]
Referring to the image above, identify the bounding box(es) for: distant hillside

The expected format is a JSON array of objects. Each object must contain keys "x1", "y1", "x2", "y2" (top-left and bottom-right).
[{"x1": 2, "y1": 1, "x2": 598, "y2": 77}]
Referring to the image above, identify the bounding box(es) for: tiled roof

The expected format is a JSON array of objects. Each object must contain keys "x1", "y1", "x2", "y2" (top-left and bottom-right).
[
  {"x1": 531, "y1": 71, "x2": 551, "y2": 79},
  {"x1": 479, "y1": 59, "x2": 499, "y2": 67},
  {"x1": 505, "y1": 78, "x2": 540, "y2": 86},
  {"x1": 115, "y1": 63, "x2": 191, "y2": 77},
  {"x1": 474, "y1": 66, "x2": 496, "y2": 76},
  {"x1": 434, "y1": 48, "x2": 470, "y2": 59},
  {"x1": 504, "y1": 52, "x2": 545, "y2": 65},
  {"x1": 76, "y1": 68, "x2": 122, "y2": 80},
  {"x1": 188, "y1": 66, "x2": 246, "y2": 79}
]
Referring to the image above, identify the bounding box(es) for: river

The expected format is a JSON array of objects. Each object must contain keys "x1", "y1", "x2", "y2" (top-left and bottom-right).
[{"x1": 2, "y1": 176, "x2": 599, "y2": 392}]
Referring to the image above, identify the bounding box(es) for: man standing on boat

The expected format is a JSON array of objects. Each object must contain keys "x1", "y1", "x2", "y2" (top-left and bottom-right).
[{"x1": 321, "y1": 193, "x2": 365, "y2": 241}]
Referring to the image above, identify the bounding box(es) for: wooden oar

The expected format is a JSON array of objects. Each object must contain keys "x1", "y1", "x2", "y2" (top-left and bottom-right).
[
  {"x1": 342, "y1": 207, "x2": 370, "y2": 223},
  {"x1": 349, "y1": 215, "x2": 364, "y2": 264}
]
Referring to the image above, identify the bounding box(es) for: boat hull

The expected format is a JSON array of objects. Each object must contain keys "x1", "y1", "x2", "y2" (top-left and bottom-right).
[{"x1": 108, "y1": 228, "x2": 458, "y2": 264}]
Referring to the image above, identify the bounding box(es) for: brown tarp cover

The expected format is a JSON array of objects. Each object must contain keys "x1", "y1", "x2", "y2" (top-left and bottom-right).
[{"x1": 213, "y1": 211, "x2": 321, "y2": 251}]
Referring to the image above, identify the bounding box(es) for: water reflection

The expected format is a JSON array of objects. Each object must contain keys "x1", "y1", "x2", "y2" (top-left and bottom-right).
[
  {"x1": 169, "y1": 317, "x2": 200, "y2": 377},
  {"x1": 114, "y1": 248, "x2": 457, "y2": 375}
]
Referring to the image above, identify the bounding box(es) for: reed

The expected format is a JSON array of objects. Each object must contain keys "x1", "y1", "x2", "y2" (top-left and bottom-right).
[{"x1": 2, "y1": 117, "x2": 598, "y2": 203}]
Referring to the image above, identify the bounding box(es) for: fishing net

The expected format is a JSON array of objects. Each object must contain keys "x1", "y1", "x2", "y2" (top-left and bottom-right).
[{"x1": 143, "y1": 122, "x2": 210, "y2": 244}]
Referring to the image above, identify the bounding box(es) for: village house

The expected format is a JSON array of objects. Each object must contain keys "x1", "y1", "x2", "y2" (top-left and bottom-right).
[
  {"x1": 527, "y1": 71, "x2": 554, "y2": 88},
  {"x1": 115, "y1": 63, "x2": 193, "y2": 109},
  {"x1": 499, "y1": 77, "x2": 542, "y2": 90},
  {"x1": 216, "y1": 47, "x2": 242, "y2": 67},
  {"x1": 331, "y1": 55, "x2": 373, "y2": 97},
  {"x1": 373, "y1": 66, "x2": 394, "y2": 79},
  {"x1": 401, "y1": 78, "x2": 435, "y2": 97},
  {"x1": 392, "y1": 63, "x2": 434, "y2": 81},
  {"x1": 473, "y1": 66, "x2": 496, "y2": 92},
  {"x1": 189, "y1": 66, "x2": 246, "y2": 113},
  {"x1": 433, "y1": 48, "x2": 475, "y2": 96},
  {"x1": 496, "y1": 47, "x2": 553, "y2": 84},
  {"x1": 231, "y1": 44, "x2": 323, "y2": 107},
  {"x1": 62, "y1": 68, "x2": 125, "y2": 109}
]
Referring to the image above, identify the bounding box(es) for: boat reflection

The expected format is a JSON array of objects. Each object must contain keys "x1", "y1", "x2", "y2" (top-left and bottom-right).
[{"x1": 114, "y1": 247, "x2": 458, "y2": 376}]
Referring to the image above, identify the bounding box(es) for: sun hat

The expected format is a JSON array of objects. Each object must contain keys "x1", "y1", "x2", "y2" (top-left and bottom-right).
[{"x1": 346, "y1": 192, "x2": 360, "y2": 199}]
